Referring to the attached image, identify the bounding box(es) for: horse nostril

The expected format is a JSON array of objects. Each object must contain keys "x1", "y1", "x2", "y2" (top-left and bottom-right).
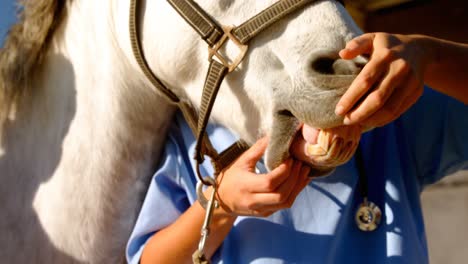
[
  {"x1": 311, "y1": 56, "x2": 366, "y2": 76},
  {"x1": 311, "y1": 57, "x2": 337, "y2": 75}
]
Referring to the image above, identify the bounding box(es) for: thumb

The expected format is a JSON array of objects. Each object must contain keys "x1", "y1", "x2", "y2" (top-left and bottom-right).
[
  {"x1": 237, "y1": 137, "x2": 268, "y2": 167},
  {"x1": 339, "y1": 33, "x2": 376, "y2": 59}
]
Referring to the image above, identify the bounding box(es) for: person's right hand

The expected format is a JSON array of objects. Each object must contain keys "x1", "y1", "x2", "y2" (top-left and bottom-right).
[
  {"x1": 214, "y1": 137, "x2": 311, "y2": 217},
  {"x1": 335, "y1": 33, "x2": 426, "y2": 127}
]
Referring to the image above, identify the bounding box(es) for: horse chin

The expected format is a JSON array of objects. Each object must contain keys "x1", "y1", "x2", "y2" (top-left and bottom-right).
[{"x1": 264, "y1": 112, "x2": 301, "y2": 171}]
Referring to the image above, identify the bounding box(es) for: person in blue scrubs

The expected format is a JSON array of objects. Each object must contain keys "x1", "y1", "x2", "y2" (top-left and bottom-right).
[
  {"x1": 127, "y1": 34, "x2": 467, "y2": 263},
  {"x1": 0, "y1": 0, "x2": 17, "y2": 45}
]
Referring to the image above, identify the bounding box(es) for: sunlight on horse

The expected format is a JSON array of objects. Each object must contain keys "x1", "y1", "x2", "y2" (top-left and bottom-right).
[{"x1": 0, "y1": 0, "x2": 364, "y2": 263}]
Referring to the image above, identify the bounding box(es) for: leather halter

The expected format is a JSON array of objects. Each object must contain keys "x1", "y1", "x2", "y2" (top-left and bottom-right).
[{"x1": 129, "y1": 0, "x2": 344, "y2": 186}]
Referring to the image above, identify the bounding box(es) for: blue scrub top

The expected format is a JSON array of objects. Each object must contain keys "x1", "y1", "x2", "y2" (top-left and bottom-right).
[
  {"x1": 126, "y1": 88, "x2": 468, "y2": 264},
  {"x1": 0, "y1": 1, "x2": 17, "y2": 45}
]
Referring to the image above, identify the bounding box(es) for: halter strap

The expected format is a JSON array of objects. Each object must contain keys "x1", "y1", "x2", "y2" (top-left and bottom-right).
[
  {"x1": 129, "y1": 0, "x2": 180, "y2": 103},
  {"x1": 168, "y1": 0, "x2": 322, "y2": 46},
  {"x1": 130, "y1": 0, "x2": 344, "y2": 102},
  {"x1": 193, "y1": 61, "x2": 228, "y2": 166},
  {"x1": 167, "y1": 0, "x2": 223, "y2": 46},
  {"x1": 193, "y1": 60, "x2": 250, "y2": 176},
  {"x1": 129, "y1": 0, "x2": 344, "y2": 187},
  {"x1": 233, "y1": 0, "x2": 319, "y2": 44},
  {"x1": 165, "y1": 0, "x2": 325, "y2": 186},
  {"x1": 129, "y1": 0, "x2": 250, "y2": 186}
]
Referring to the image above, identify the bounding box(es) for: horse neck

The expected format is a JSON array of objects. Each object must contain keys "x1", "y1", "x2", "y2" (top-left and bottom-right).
[{"x1": 0, "y1": 0, "x2": 175, "y2": 261}]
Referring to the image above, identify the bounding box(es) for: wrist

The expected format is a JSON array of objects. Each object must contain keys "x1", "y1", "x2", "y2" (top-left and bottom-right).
[
  {"x1": 410, "y1": 34, "x2": 458, "y2": 83},
  {"x1": 405, "y1": 34, "x2": 435, "y2": 79},
  {"x1": 202, "y1": 187, "x2": 237, "y2": 222}
]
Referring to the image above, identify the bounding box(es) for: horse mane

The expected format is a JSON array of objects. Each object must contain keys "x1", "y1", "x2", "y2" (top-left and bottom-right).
[{"x1": 0, "y1": 0, "x2": 68, "y2": 121}]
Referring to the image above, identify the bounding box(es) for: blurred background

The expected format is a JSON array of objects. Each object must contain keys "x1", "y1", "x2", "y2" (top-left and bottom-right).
[
  {"x1": 345, "y1": 0, "x2": 467, "y2": 42},
  {"x1": 1, "y1": 0, "x2": 467, "y2": 263},
  {"x1": 344, "y1": 0, "x2": 468, "y2": 263}
]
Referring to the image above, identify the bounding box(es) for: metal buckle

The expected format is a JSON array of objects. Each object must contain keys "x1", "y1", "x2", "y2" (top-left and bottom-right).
[
  {"x1": 196, "y1": 177, "x2": 219, "y2": 209},
  {"x1": 208, "y1": 26, "x2": 248, "y2": 73}
]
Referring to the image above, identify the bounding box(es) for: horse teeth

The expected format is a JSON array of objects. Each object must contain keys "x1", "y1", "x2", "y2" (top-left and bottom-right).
[
  {"x1": 318, "y1": 130, "x2": 330, "y2": 150},
  {"x1": 306, "y1": 143, "x2": 328, "y2": 156},
  {"x1": 305, "y1": 129, "x2": 359, "y2": 167}
]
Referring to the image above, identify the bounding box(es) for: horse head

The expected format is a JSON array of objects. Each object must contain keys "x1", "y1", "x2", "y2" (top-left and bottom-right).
[{"x1": 125, "y1": 0, "x2": 365, "y2": 171}]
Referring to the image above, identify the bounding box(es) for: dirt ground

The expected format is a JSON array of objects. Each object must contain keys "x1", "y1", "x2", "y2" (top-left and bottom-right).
[{"x1": 421, "y1": 170, "x2": 468, "y2": 264}]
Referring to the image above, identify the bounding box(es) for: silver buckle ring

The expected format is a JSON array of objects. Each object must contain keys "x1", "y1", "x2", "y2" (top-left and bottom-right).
[
  {"x1": 196, "y1": 177, "x2": 219, "y2": 209},
  {"x1": 208, "y1": 25, "x2": 248, "y2": 73}
]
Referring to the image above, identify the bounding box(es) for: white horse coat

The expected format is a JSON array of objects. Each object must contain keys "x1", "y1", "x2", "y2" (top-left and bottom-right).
[{"x1": 0, "y1": 0, "x2": 363, "y2": 262}]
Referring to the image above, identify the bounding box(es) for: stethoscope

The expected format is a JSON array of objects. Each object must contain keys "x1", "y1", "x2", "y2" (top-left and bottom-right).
[{"x1": 354, "y1": 143, "x2": 382, "y2": 232}]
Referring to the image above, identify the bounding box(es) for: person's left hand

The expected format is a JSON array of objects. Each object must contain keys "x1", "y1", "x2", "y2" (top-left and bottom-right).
[
  {"x1": 335, "y1": 33, "x2": 426, "y2": 127},
  {"x1": 214, "y1": 137, "x2": 311, "y2": 217}
]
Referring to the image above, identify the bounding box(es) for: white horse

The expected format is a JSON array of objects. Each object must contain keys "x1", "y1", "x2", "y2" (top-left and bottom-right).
[{"x1": 0, "y1": 0, "x2": 363, "y2": 263}]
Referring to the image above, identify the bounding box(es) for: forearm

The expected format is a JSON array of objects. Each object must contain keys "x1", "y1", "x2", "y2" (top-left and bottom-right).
[
  {"x1": 140, "y1": 187, "x2": 236, "y2": 264},
  {"x1": 417, "y1": 35, "x2": 468, "y2": 103}
]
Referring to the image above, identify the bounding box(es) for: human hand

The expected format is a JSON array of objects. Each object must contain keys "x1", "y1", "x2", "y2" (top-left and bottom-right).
[
  {"x1": 335, "y1": 33, "x2": 426, "y2": 127},
  {"x1": 214, "y1": 137, "x2": 311, "y2": 217}
]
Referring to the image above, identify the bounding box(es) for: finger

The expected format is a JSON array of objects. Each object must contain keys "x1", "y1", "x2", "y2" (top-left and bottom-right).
[
  {"x1": 391, "y1": 78, "x2": 424, "y2": 119},
  {"x1": 392, "y1": 82, "x2": 423, "y2": 120},
  {"x1": 256, "y1": 164, "x2": 311, "y2": 212},
  {"x1": 335, "y1": 55, "x2": 387, "y2": 116},
  {"x1": 285, "y1": 165, "x2": 311, "y2": 205},
  {"x1": 361, "y1": 76, "x2": 422, "y2": 127},
  {"x1": 237, "y1": 136, "x2": 268, "y2": 168},
  {"x1": 342, "y1": 58, "x2": 410, "y2": 124},
  {"x1": 339, "y1": 128, "x2": 361, "y2": 162},
  {"x1": 339, "y1": 33, "x2": 376, "y2": 60},
  {"x1": 247, "y1": 159, "x2": 293, "y2": 193},
  {"x1": 250, "y1": 160, "x2": 303, "y2": 207},
  {"x1": 363, "y1": 82, "x2": 420, "y2": 127}
]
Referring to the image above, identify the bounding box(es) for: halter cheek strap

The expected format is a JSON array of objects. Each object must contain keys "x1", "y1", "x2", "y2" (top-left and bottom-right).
[{"x1": 129, "y1": 0, "x2": 180, "y2": 103}]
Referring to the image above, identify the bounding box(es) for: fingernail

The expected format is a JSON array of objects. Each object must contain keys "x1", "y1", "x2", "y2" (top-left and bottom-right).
[
  {"x1": 343, "y1": 116, "x2": 351, "y2": 125},
  {"x1": 335, "y1": 105, "x2": 345, "y2": 116}
]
